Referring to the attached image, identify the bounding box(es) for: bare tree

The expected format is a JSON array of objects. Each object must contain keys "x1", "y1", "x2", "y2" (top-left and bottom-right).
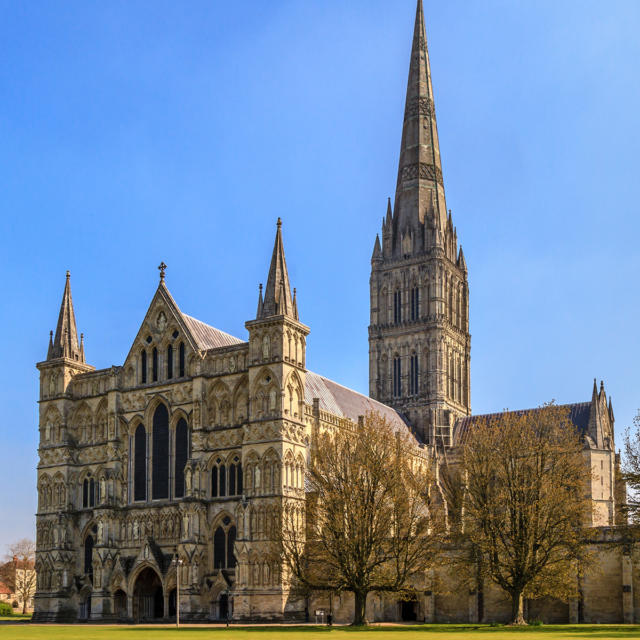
[
  {"x1": 0, "y1": 539, "x2": 36, "y2": 614},
  {"x1": 622, "y1": 411, "x2": 640, "y2": 523},
  {"x1": 275, "y1": 411, "x2": 443, "y2": 625},
  {"x1": 459, "y1": 404, "x2": 592, "y2": 625}
]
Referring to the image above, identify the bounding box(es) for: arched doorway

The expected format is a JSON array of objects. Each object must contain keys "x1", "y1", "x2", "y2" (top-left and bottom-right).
[
  {"x1": 168, "y1": 588, "x2": 177, "y2": 618},
  {"x1": 79, "y1": 590, "x2": 92, "y2": 620},
  {"x1": 133, "y1": 567, "x2": 163, "y2": 621},
  {"x1": 113, "y1": 590, "x2": 127, "y2": 619},
  {"x1": 400, "y1": 598, "x2": 417, "y2": 621},
  {"x1": 219, "y1": 593, "x2": 229, "y2": 621}
]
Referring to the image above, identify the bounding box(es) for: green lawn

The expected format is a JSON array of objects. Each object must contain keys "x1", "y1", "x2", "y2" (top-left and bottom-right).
[{"x1": 1, "y1": 625, "x2": 640, "y2": 640}]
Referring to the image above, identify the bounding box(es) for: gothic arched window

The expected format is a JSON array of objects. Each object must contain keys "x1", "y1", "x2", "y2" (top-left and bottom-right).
[
  {"x1": 82, "y1": 477, "x2": 95, "y2": 508},
  {"x1": 167, "y1": 344, "x2": 173, "y2": 379},
  {"x1": 410, "y1": 353, "x2": 419, "y2": 395},
  {"x1": 393, "y1": 290, "x2": 402, "y2": 324},
  {"x1": 228, "y1": 456, "x2": 242, "y2": 496},
  {"x1": 219, "y1": 464, "x2": 226, "y2": 497},
  {"x1": 152, "y1": 404, "x2": 169, "y2": 500},
  {"x1": 141, "y1": 350, "x2": 147, "y2": 384},
  {"x1": 213, "y1": 526, "x2": 225, "y2": 569},
  {"x1": 179, "y1": 342, "x2": 185, "y2": 377},
  {"x1": 84, "y1": 534, "x2": 94, "y2": 582},
  {"x1": 134, "y1": 424, "x2": 147, "y2": 502},
  {"x1": 174, "y1": 418, "x2": 189, "y2": 498},
  {"x1": 152, "y1": 348, "x2": 158, "y2": 382},
  {"x1": 227, "y1": 525, "x2": 237, "y2": 568},
  {"x1": 393, "y1": 356, "x2": 402, "y2": 397},
  {"x1": 211, "y1": 461, "x2": 219, "y2": 497},
  {"x1": 411, "y1": 286, "x2": 419, "y2": 321},
  {"x1": 213, "y1": 520, "x2": 237, "y2": 570}
]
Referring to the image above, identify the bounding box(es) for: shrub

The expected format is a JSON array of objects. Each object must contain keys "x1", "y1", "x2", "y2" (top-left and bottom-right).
[{"x1": 0, "y1": 602, "x2": 13, "y2": 616}]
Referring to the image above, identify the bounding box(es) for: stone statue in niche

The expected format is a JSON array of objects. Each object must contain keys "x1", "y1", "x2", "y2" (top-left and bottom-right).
[{"x1": 156, "y1": 311, "x2": 167, "y2": 332}]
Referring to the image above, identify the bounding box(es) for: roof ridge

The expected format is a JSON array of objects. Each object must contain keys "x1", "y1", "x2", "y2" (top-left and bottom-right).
[
  {"x1": 457, "y1": 401, "x2": 591, "y2": 422},
  {"x1": 181, "y1": 312, "x2": 243, "y2": 343},
  {"x1": 308, "y1": 370, "x2": 399, "y2": 410}
]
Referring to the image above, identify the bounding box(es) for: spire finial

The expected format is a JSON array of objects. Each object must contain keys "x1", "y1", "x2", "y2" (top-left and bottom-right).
[
  {"x1": 392, "y1": 0, "x2": 448, "y2": 239},
  {"x1": 260, "y1": 219, "x2": 295, "y2": 319},
  {"x1": 158, "y1": 261, "x2": 167, "y2": 282},
  {"x1": 49, "y1": 271, "x2": 82, "y2": 361}
]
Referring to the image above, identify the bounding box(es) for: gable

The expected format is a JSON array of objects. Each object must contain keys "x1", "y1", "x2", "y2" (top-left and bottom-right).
[{"x1": 122, "y1": 283, "x2": 244, "y2": 377}]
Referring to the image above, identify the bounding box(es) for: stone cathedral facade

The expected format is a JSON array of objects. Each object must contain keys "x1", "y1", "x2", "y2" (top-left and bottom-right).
[{"x1": 34, "y1": 0, "x2": 637, "y2": 624}]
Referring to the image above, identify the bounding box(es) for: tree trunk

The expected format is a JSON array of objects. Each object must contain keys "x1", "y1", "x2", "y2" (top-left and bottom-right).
[
  {"x1": 352, "y1": 591, "x2": 368, "y2": 626},
  {"x1": 510, "y1": 590, "x2": 525, "y2": 625}
]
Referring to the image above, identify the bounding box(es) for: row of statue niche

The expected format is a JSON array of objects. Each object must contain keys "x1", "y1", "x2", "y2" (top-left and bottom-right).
[{"x1": 120, "y1": 513, "x2": 181, "y2": 542}]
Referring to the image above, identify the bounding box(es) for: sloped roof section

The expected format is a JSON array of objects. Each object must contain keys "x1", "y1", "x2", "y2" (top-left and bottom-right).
[
  {"x1": 181, "y1": 313, "x2": 245, "y2": 351},
  {"x1": 305, "y1": 370, "x2": 415, "y2": 441},
  {"x1": 453, "y1": 401, "x2": 592, "y2": 446}
]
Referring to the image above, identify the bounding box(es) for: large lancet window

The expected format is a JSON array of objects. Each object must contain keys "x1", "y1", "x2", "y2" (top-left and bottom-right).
[
  {"x1": 141, "y1": 350, "x2": 147, "y2": 384},
  {"x1": 393, "y1": 290, "x2": 402, "y2": 324},
  {"x1": 393, "y1": 356, "x2": 402, "y2": 398},
  {"x1": 211, "y1": 457, "x2": 242, "y2": 498},
  {"x1": 84, "y1": 533, "x2": 94, "y2": 582},
  {"x1": 152, "y1": 348, "x2": 158, "y2": 382},
  {"x1": 152, "y1": 404, "x2": 169, "y2": 500},
  {"x1": 179, "y1": 342, "x2": 185, "y2": 377},
  {"x1": 219, "y1": 464, "x2": 226, "y2": 497},
  {"x1": 174, "y1": 418, "x2": 189, "y2": 498},
  {"x1": 134, "y1": 424, "x2": 147, "y2": 501},
  {"x1": 229, "y1": 456, "x2": 242, "y2": 496},
  {"x1": 82, "y1": 477, "x2": 96, "y2": 508},
  {"x1": 213, "y1": 519, "x2": 237, "y2": 569},
  {"x1": 410, "y1": 353, "x2": 419, "y2": 395},
  {"x1": 410, "y1": 287, "x2": 419, "y2": 321},
  {"x1": 167, "y1": 344, "x2": 173, "y2": 379}
]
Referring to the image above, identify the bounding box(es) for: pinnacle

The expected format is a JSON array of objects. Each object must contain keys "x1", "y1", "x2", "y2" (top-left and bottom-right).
[
  {"x1": 259, "y1": 219, "x2": 296, "y2": 320},
  {"x1": 49, "y1": 271, "x2": 84, "y2": 362}
]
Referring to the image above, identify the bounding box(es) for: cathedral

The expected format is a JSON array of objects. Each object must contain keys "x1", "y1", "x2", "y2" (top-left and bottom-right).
[{"x1": 34, "y1": 0, "x2": 636, "y2": 624}]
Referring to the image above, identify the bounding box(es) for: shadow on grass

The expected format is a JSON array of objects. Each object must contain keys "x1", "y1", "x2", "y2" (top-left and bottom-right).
[{"x1": 71, "y1": 624, "x2": 640, "y2": 635}]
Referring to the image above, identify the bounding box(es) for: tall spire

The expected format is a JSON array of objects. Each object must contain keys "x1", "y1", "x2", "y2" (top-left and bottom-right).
[
  {"x1": 259, "y1": 218, "x2": 296, "y2": 319},
  {"x1": 394, "y1": 0, "x2": 447, "y2": 236},
  {"x1": 49, "y1": 271, "x2": 84, "y2": 362}
]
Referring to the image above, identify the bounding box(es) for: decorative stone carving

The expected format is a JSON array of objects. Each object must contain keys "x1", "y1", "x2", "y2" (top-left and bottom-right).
[{"x1": 400, "y1": 162, "x2": 443, "y2": 185}]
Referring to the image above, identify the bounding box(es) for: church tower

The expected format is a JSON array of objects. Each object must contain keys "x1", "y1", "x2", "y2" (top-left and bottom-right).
[{"x1": 369, "y1": 0, "x2": 470, "y2": 446}]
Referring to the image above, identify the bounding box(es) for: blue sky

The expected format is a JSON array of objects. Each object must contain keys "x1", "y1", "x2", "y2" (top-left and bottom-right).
[{"x1": 1, "y1": 0, "x2": 639, "y2": 544}]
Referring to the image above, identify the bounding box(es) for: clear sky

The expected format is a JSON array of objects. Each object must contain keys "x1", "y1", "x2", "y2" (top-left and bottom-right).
[{"x1": 1, "y1": 0, "x2": 639, "y2": 545}]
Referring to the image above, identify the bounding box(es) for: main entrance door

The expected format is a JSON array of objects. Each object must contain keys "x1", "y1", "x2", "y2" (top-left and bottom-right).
[
  {"x1": 400, "y1": 599, "x2": 417, "y2": 621},
  {"x1": 133, "y1": 568, "x2": 163, "y2": 621}
]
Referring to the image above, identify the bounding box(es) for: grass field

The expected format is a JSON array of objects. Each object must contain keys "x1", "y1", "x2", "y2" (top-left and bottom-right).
[{"x1": 1, "y1": 625, "x2": 640, "y2": 640}]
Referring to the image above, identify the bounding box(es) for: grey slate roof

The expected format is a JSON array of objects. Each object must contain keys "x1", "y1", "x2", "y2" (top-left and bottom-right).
[
  {"x1": 305, "y1": 370, "x2": 414, "y2": 440},
  {"x1": 181, "y1": 313, "x2": 244, "y2": 351},
  {"x1": 453, "y1": 401, "x2": 592, "y2": 446},
  {"x1": 175, "y1": 313, "x2": 413, "y2": 441}
]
